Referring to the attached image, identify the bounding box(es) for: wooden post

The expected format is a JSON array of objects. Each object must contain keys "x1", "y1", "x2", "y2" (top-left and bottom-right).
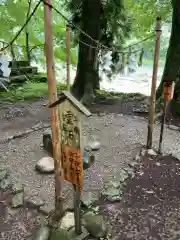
[
  {"x1": 66, "y1": 24, "x2": 70, "y2": 91},
  {"x1": 147, "y1": 17, "x2": 162, "y2": 148},
  {"x1": 43, "y1": 0, "x2": 63, "y2": 219},
  {"x1": 158, "y1": 99, "x2": 167, "y2": 153},
  {"x1": 158, "y1": 81, "x2": 175, "y2": 153}
]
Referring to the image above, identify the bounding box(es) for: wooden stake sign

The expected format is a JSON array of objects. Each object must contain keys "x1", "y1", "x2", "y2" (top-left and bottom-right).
[
  {"x1": 61, "y1": 144, "x2": 83, "y2": 189},
  {"x1": 163, "y1": 81, "x2": 175, "y2": 101},
  {"x1": 158, "y1": 81, "x2": 175, "y2": 153},
  {"x1": 49, "y1": 91, "x2": 91, "y2": 234}
]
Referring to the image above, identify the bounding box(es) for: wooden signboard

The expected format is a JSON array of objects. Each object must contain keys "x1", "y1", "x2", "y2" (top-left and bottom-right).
[
  {"x1": 49, "y1": 91, "x2": 91, "y2": 235},
  {"x1": 163, "y1": 81, "x2": 174, "y2": 101},
  {"x1": 59, "y1": 98, "x2": 84, "y2": 190},
  {"x1": 61, "y1": 144, "x2": 83, "y2": 189}
]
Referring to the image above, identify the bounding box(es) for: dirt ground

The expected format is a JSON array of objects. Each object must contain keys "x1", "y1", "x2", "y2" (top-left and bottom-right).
[
  {"x1": 0, "y1": 97, "x2": 180, "y2": 239},
  {"x1": 100, "y1": 154, "x2": 180, "y2": 239}
]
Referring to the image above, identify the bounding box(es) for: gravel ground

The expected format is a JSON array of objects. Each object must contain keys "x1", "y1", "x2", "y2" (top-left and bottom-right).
[
  {"x1": 0, "y1": 113, "x2": 180, "y2": 213},
  {"x1": 0, "y1": 98, "x2": 180, "y2": 239}
]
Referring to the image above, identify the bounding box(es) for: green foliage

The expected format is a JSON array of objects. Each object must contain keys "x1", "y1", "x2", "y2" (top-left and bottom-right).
[
  {"x1": 0, "y1": 0, "x2": 78, "y2": 65},
  {"x1": 125, "y1": 0, "x2": 171, "y2": 38},
  {"x1": 0, "y1": 82, "x2": 67, "y2": 101},
  {"x1": 65, "y1": 0, "x2": 132, "y2": 49}
]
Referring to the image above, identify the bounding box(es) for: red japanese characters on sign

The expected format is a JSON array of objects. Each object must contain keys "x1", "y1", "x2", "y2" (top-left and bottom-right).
[{"x1": 61, "y1": 144, "x2": 83, "y2": 190}]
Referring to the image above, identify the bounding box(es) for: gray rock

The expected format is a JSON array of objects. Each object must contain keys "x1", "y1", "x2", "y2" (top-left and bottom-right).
[
  {"x1": 11, "y1": 192, "x2": 24, "y2": 208},
  {"x1": 119, "y1": 170, "x2": 129, "y2": 182},
  {"x1": 59, "y1": 212, "x2": 75, "y2": 230},
  {"x1": 140, "y1": 147, "x2": 147, "y2": 156},
  {"x1": 0, "y1": 176, "x2": 12, "y2": 190},
  {"x1": 147, "y1": 149, "x2": 157, "y2": 156},
  {"x1": 50, "y1": 229, "x2": 70, "y2": 240},
  {"x1": 168, "y1": 124, "x2": 179, "y2": 131},
  {"x1": 12, "y1": 183, "x2": 24, "y2": 194},
  {"x1": 39, "y1": 204, "x2": 54, "y2": 215},
  {"x1": 36, "y1": 157, "x2": 54, "y2": 173},
  {"x1": 43, "y1": 129, "x2": 53, "y2": 156},
  {"x1": 81, "y1": 192, "x2": 98, "y2": 207},
  {"x1": 133, "y1": 106, "x2": 148, "y2": 113},
  {"x1": 83, "y1": 212, "x2": 108, "y2": 238},
  {"x1": 0, "y1": 169, "x2": 8, "y2": 181},
  {"x1": 104, "y1": 180, "x2": 120, "y2": 189},
  {"x1": 101, "y1": 187, "x2": 120, "y2": 202},
  {"x1": 135, "y1": 154, "x2": 141, "y2": 162},
  {"x1": 128, "y1": 161, "x2": 138, "y2": 168},
  {"x1": 26, "y1": 195, "x2": 44, "y2": 207},
  {"x1": 89, "y1": 141, "x2": 101, "y2": 151},
  {"x1": 34, "y1": 226, "x2": 50, "y2": 240},
  {"x1": 106, "y1": 195, "x2": 122, "y2": 202},
  {"x1": 68, "y1": 226, "x2": 89, "y2": 240}
]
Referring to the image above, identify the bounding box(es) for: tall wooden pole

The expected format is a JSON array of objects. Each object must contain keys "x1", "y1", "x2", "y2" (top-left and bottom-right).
[
  {"x1": 43, "y1": 0, "x2": 63, "y2": 219},
  {"x1": 147, "y1": 17, "x2": 162, "y2": 148},
  {"x1": 66, "y1": 24, "x2": 70, "y2": 91}
]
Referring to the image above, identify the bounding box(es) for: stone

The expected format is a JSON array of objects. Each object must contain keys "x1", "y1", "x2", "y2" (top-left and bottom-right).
[
  {"x1": 39, "y1": 204, "x2": 54, "y2": 215},
  {"x1": 168, "y1": 124, "x2": 179, "y2": 131},
  {"x1": 83, "y1": 212, "x2": 108, "y2": 238},
  {"x1": 89, "y1": 141, "x2": 101, "y2": 151},
  {"x1": 68, "y1": 226, "x2": 89, "y2": 240},
  {"x1": 43, "y1": 129, "x2": 53, "y2": 156},
  {"x1": 11, "y1": 192, "x2": 24, "y2": 208},
  {"x1": 140, "y1": 147, "x2": 147, "y2": 156},
  {"x1": 147, "y1": 149, "x2": 157, "y2": 156},
  {"x1": 128, "y1": 161, "x2": 138, "y2": 168},
  {"x1": 81, "y1": 192, "x2": 98, "y2": 208},
  {"x1": 104, "y1": 180, "x2": 120, "y2": 189},
  {"x1": 101, "y1": 187, "x2": 121, "y2": 202},
  {"x1": 12, "y1": 183, "x2": 24, "y2": 194},
  {"x1": 83, "y1": 153, "x2": 95, "y2": 170},
  {"x1": 36, "y1": 157, "x2": 54, "y2": 173},
  {"x1": 50, "y1": 229, "x2": 70, "y2": 240},
  {"x1": 60, "y1": 212, "x2": 75, "y2": 230},
  {"x1": 0, "y1": 176, "x2": 12, "y2": 190},
  {"x1": 119, "y1": 170, "x2": 129, "y2": 182},
  {"x1": 26, "y1": 195, "x2": 45, "y2": 207},
  {"x1": 133, "y1": 106, "x2": 148, "y2": 113},
  {"x1": 135, "y1": 154, "x2": 141, "y2": 162},
  {"x1": 0, "y1": 169, "x2": 8, "y2": 181},
  {"x1": 34, "y1": 226, "x2": 50, "y2": 240}
]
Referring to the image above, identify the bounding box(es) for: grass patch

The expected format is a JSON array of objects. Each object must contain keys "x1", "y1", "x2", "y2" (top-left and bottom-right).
[
  {"x1": 0, "y1": 82, "x2": 67, "y2": 102},
  {"x1": 0, "y1": 82, "x2": 147, "y2": 104},
  {"x1": 96, "y1": 89, "x2": 146, "y2": 101}
]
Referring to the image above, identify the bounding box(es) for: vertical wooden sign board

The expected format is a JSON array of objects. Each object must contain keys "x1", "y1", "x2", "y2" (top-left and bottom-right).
[
  {"x1": 158, "y1": 81, "x2": 174, "y2": 153},
  {"x1": 49, "y1": 91, "x2": 91, "y2": 235},
  {"x1": 60, "y1": 100, "x2": 83, "y2": 234}
]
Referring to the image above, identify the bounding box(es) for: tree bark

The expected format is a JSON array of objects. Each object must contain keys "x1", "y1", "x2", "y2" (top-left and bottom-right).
[
  {"x1": 156, "y1": 0, "x2": 180, "y2": 100},
  {"x1": 72, "y1": 0, "x2": 101, "y2": 102},
  {"x1": 25, "y1": 0, "x2": 32, "y2": 65}
]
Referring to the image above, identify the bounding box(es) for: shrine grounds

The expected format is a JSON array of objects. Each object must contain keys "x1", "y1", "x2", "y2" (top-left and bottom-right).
[{"x1": 0, "y1": 93, "x2": 180, "y2": 239}]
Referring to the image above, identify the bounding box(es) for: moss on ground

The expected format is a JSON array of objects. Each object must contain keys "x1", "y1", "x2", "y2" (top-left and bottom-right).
[
  {"x1": 0, "y1": 82, "x2": 147, "y2": 103},
  {"x1": 0, "y1": 82, "x2": 67, "y2": 102}
]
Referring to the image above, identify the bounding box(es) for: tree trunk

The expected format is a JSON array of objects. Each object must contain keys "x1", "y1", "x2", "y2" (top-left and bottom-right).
[
  {"x1": 25, "y1": 0, "x2": 32, "y2": 64},
  {"x1": 156, "y1": 0, "x2": 180, "y2": 100},
  {"x1": 72, "y1": 0, "x2": 101, "y2": 103}
]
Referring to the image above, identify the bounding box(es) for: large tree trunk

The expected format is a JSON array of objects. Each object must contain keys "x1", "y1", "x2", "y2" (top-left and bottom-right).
[
  {"x1": 25, "y1": 0, "x2": 32, "y2": 64},
  {"x1": 156, "y1": 0, "x2": 180, "y2": 101},
  {"x1": 72, "y1": 0, "x2": 101, "y2": 104}
]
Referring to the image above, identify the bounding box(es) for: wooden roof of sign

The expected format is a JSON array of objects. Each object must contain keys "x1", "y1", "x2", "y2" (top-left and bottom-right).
[{"x1": 49, "y1": 91, "x2": 92, "y2": 117}]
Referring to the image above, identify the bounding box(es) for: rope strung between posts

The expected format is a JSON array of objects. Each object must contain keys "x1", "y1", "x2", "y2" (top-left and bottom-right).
[
  {"x1": 42, "y1": 0, "x2": 155, "y2": 53},
  {"x1": 0, "y1": 0, "x2": 155, "y2": 57}
]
